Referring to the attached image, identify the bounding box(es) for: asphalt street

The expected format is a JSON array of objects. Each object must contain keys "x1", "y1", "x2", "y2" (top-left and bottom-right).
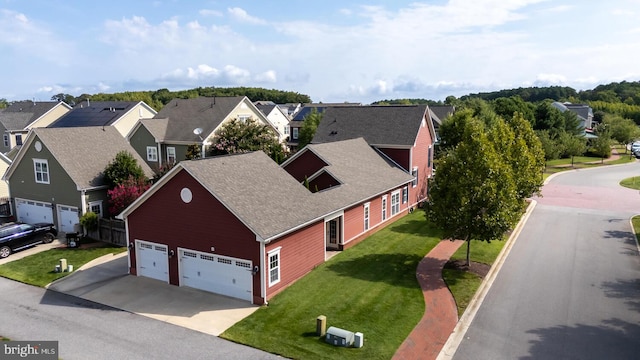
[
  {"x1": 453, "y1": 162, "x2": 640, "y2": 359},
  {"x1": 0, "y1": 278, "x2": 280, "y2": 360}
]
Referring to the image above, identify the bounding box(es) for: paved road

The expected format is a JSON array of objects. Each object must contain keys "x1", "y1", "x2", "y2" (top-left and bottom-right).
[
  {"x1": 0, "y1": 278, "x2": 279, "y2": 360},
  {"x1": 453, "y1": 163, "x2": 640, "y2": 359}
]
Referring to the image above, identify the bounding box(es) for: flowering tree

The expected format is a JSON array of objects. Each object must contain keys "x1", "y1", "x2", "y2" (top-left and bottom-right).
[
  {"x1": 107, "y1": 175, "x2": 150, "y2": 215},
  {"x1": 212, "y1": 118, "x2": 286, "y2": 163}
]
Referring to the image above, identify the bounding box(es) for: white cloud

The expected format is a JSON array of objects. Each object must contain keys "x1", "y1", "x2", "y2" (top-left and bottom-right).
[
  {"x1": 227, "y1": 7, "x2": 267, "y2": 25},
  {"x1": 255, "y1": 70, "x2": 277, "y2": 83},
  {"x1": 199, "y1": 9, "x2": 223, "y2": 17},
  {"x1": 534, "y1": 73, "x2": 568, "y2": 86}
]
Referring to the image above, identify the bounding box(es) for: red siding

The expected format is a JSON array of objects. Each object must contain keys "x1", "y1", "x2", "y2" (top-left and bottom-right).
[
  {"x1": 127, "y1": 170, "x2": 261, "y2": 298},
  {"x1": 308, "y1": 171, "x2": 340, "y2": 192},
  {"x1": 409, "y1": 118, "x2": 434, "y2": 206},
  {"x1": 265, "y1": 221, "x2": 325, "y2": 300},
  {"x1": 283, "y1": 150, "x2": 328, "y2": 182},
  {"x1": 378, "y1": 148, "x2": 410, "y2": 170}
]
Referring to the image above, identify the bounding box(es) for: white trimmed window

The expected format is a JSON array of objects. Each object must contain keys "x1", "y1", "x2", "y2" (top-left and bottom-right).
[
  {"x1": 412, "y1": 167, "x2": 418, "y2": 187},
  {"x1": 391, "y1": 191, "x2": 400, "y2": 215},
  {"x1": 15, "y1": 134, "x2": 23, "y2": 146},
  {"x1": 292, "y1": 128, "x2": 299, "y2": 140},
  {"x1": 238, "y1": 114, "x2": 251, "y2": 122},
  {"x1": 381, "y1": 196, "x2": 387, "y2": 221},
  {"x1": 284, "y1": 126, "x2": 290, "y2": 135},
  {"x1": 364, "y1": 202, "x2": 370, "y2": 231},
  {"x1": 34, "y1": 159, "x2": 49, "y2": 184},
  {"x1": 3, "y1": 134, "x2": 8, "y2": 147},
  {"x1": 167, "y1": 147, "x2": 176, "y2": 164},
  {"x1": 268, "y1": 248, "x2": 281, "y2": 286},
  {"x1": 89, "y1": 201, "x2": 103, "y2": 217},
  {"x1": 146, "y1": 146, "x2": 158, "y2": 162},
  {"x1": 402, "y1": 186, "x2": 408, "y2": 204}
]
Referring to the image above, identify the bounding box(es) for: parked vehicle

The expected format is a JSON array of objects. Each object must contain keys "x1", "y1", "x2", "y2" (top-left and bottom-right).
[
  {"x1": 0, "y1": 222, "x2": 57, "y2": 258},
  {"x1": 631, "y1": 142, "x2": 640, "y2": 153}
]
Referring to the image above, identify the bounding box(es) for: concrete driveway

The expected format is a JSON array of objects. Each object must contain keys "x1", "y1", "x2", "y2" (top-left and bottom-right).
[
  {"x1": 0, "y1": 239, "x2": 64, "y2": 265},
  {"x1": 46, "y1": 252, "x2": 259, "y2": 336}
]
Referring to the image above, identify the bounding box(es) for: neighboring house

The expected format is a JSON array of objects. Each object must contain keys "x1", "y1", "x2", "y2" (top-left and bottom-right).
[
  {"x1": 0, "y1": 101, "x2": 72, "y2": 153},
  {"x1": 0, "y1": 153, "x2": 11, "y2": 199},
  {"x1": 254, "y1": 102, "x2": 291, "y2": 145},
  {"x1": 117, "y1": 137, "x2": 414, "y2": 304},
  {"x1": 3, "y1": 127, "x2": 154, "y2": 233},
  {"x1": 551, "y1": 102, "x2": 594, "y2": 130},
  {"x1": 312, "y1": 105, "x2": 437, "y2": 207},
  {"x1": 128, "y1": 96, "x2": 279, "y2": 171},
  {"x1": 429, "y1": 105, "x2": 455, "y2": 140},
  {"x1": 287, "y1": 102, "x2": 362, "y2": 151},
  {"x1": 48, "y1": 100, "x2": 157, "y2": 137}
]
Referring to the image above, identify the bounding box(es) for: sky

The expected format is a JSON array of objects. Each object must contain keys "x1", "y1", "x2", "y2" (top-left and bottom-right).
[{"x1": 2, "y1": 0, "x2": 640, "y2": 105}]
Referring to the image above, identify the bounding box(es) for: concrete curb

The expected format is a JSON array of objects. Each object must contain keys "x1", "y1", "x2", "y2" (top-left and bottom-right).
[
  {"x1": 628, "y1": 216, "x2": 640, "y2": 256},
  {"x1": 436, "y1": 199, "x2": 537, "y2": 360}
]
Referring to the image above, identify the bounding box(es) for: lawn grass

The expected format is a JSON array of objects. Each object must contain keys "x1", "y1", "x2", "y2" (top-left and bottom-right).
[
  {"x1": 620, "y1": 176, "x2": 640, "y2": 190},
  {"x1": 0, "y1": 245, "x2": 126, "y2": 287},
  {"x1": 221, "y1": 210, "x2": 441, "y2": 360},
  {"x1": 631, "y1": 216, "x2": 640, "y2": 243},
  {"x1": 443, "y1": 238, "x2": 507, "y2": 316}
]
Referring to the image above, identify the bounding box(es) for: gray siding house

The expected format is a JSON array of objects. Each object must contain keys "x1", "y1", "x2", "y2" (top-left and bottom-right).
[{"x1": 3, "y1": 127, "x2": 154, "y2": 233}]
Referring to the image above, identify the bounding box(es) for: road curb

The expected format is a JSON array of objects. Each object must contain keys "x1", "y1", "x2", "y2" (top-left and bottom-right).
[{"x1": 436, "y1": 199, "x2": 537, "y2": 360}]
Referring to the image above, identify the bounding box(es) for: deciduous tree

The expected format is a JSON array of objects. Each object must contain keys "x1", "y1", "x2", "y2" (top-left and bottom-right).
[
  {"x1": 103, "y1": 151, "x2": 146, "y2": 188},
  {"x1": 297, "y1": 109, "x2": 323, "y2": 149},
  {"x1": 107, "y1": 176, "x2": 150, "y2": 215},
  {"x1": 212, "y1": 118, "x2": 285, "y2": 163}
]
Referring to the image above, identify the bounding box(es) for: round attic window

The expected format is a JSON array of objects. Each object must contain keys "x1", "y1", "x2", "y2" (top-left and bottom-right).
[
  {"x1": 34, "y1": 141, "x2": 42, "y2": 152},
  {"x1": 180, "y1": 188, "x2": 193, "y2": 203}
]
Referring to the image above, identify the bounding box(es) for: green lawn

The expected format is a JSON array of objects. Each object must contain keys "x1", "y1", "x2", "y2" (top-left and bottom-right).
[
  {"x1": 632, "y1": 216, "x2": 640, "y2": 242},
  {"x1": 620, "y1": 176, "x2": 640, "y2": 190},
  {"x1": 0, "y1": 245, "x2": 126, "y2": 287},
  {"x1": 222, "y1": 210, "x2": 442, "y2": 360},
  {"x1": 443, "y1": 239, "x2": 507, "y2": 316}
]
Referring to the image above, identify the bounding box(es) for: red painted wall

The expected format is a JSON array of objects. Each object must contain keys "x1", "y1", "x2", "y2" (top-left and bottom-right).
[
  {"x1": 308, "y1": 171, "x2": 340, "y2": 192},
  {"x1": 127, "y1": 169, "x2": 262, "y2": 300},
  {"x1": 378, "y1": 148, "x2": 410, "y2": 170},
  {"x1": 265, "y1": 221, "x2": 325, "y2": 300},
  {"x1": 408, "y1": 118, "x2": 434, "y2": 206},
  {"x1": 282, "y1": 150, "x2": 328, "y2": 182}
]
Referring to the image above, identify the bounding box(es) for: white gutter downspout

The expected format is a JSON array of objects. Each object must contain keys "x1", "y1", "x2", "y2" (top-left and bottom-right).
[
  {"x1": 80, "y1": 189, "x2": 87, "y2": 215},
  {"x1": 258, "y1": 235, "x2": 266, "y2": 304},
  {"x1": 157, "y1": 142, "x2": 162, "y2": 165}
]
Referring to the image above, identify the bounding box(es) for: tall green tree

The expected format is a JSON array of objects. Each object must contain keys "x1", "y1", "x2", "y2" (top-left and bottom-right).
[
  {"x1": 605, "y1": 114, "x2": 640, "y2": 151},
  {"x1": 297, "y1": 109, "x2": 323, "y2": 149},
  {"x1": 559, "y1": 132, "x2": 587, "y2": 166},
  {"x1": 426, "y1": 117, "x2": 521, "y2": 266},
  {"x1": 591, "y1": 123, "x2": 612, "y2": 161},
  {"x1": 212, "y1": 118, "x2": 285, "y2": 162},
  {"x1": 0, "y1": 98, "x2": 8, "y2": 109},
  {"x1": 103, "y1": 151, "x2": 147, "y2": 189}
]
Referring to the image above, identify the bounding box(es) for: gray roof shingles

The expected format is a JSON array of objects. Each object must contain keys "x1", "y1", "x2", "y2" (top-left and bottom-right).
[
  {"x1": 30, "y1": 127, "x2": 154, "y2": 189},
  {"x1": 153, "y1": 96, "x2": 245, "y2": 142},
  {"x1": 0, "y1": 101, "x2": 61, "y2": 130},
  {"x1": 312, "y1": 105, "x2": 429, "y2": 146},
  {"x1": 179, "y1": 138, "x2": 413, "y2": 240}
]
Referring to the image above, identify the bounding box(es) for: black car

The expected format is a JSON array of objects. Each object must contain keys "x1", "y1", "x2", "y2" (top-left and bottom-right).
[{"x1": 0, "y1": 222, "x2": 57, "y2": 258}]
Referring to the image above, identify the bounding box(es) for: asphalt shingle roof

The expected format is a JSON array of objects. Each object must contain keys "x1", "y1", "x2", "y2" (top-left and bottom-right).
[
  {"x1": 312, "y1": 105, "x2": 429, "y2": 146},
  {"x1": 178, "y1": 138, "x2": 413, "y2": 240},
  {"x1": 154, "y1": 96, "x2": 245, "y2": 142},
  {"x1": 28, "y1": 127, "x2": 154, "y2": 189},
  {"x1": 0, "y1": 101, "x2": 62, "y2": 130},
  {"x1": 49, "y1": 101, "x2": 139, "y2": 128}
]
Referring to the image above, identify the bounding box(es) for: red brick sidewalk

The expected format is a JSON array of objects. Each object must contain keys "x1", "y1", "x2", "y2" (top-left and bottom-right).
[{"x1": 392, "y1": 239, "x2": 465, "y2": 360}]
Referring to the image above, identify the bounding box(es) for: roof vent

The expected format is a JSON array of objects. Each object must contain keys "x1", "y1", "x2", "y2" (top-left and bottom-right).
[{"x1": 330, "y1": 131, "x2": 338, "y2": 135}]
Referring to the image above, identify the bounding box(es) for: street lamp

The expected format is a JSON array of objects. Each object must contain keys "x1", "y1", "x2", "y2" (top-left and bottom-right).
[{"x1": 193, "y1": 128, "x2": 205, "y2": 159}]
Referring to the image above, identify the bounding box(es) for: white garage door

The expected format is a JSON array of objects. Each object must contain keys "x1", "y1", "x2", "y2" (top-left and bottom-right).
[
  {"x1": 16, "y1": 199, "x2": 53, "y2": 224},
  {"x1": 57, "y1": 205, "x2": 79, "y2": 233},
  {"x1": 136, "y1": 240, "x2": 169, "y2": 282},
  {"x1": 179, "y1": 249, "x2": 253, "y2": 301}
]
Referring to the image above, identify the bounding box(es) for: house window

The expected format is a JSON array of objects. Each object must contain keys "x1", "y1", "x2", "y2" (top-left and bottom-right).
[
  {"x1": 2, "y1": 134, "x2": 8, "y2": 147},
  {"x1": 33, "y1": 159, "x2": 49, "y2": 184},
  {"x1": 284, "y1": 126, "x2": 290, "y2": 135},
  {"x1": 402, "y1": 186, "x2": 408, "y2": 204},
  {"x1": 15, "y1": 134, "x2": 22, "y2": 146},
  {"x1": 391, "y1": 191, "x2": 400, "y2": 215},
  {"x1": 382, "y1": 196, "x2": 387, "y2": 221},
  {"x1": 167, "y1": 147, "x2": 176, "y2": 164},
  {"x1": 364, "y1": 203, "x2": 370, "y2": 231},
  {"x1": 292, "y1": 128, "x2": 299, "y2": 140},
  {"x1": 238, "y1": 114, "x2": 251, "y2": 122},
  {"x1": 89, "y1": 201, "x2": 103, "y2": 217},
  {"x1": 428, "y1": 145, "x2": 433, "y2": 168},
  {"x1": 268, "y1": 248, "x2": 281, "y2": 286},
  {"x1": 412, "y1": 167, "x2": 418, "y2": 187},
  {"x1": 146, "y1": 146, "x2": 158, "y2": 162}
]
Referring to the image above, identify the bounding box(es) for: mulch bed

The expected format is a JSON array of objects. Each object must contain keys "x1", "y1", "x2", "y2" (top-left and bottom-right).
[{"x1": 443, "y1": 260, "x2": 491, "y2": 279}]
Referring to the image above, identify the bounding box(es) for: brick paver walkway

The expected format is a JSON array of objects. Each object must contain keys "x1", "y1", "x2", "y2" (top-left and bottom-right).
[{"x1": 392, "y1": 239, "x2": 465, "y2": 360}]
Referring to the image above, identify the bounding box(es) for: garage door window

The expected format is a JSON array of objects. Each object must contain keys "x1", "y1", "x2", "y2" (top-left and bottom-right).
[
  {"x1": 33, "y1": 159, "x2": 50, "y2": 184},
  {"x1": 268, "y1": 248, "x2": 281, "y2": 286}
]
